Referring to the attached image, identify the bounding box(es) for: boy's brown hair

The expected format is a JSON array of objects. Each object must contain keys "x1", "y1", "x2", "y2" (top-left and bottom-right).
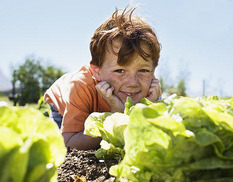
[{"x1": 90, "y1": 6, "x2": 161, "y2": 68}]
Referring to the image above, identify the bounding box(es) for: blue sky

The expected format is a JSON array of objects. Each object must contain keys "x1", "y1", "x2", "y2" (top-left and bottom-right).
[{"x1": 0, "y1": 0, "x2": 233, "y2": 97}]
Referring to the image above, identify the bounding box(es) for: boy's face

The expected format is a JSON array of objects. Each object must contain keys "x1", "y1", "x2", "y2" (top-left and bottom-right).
[{"x1": 94, "y1": 40, "x2": 155, "y2": 104}]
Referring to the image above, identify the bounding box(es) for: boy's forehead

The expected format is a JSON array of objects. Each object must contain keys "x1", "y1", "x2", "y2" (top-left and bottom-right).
[{"x1": 104, "y1": 51, "x2": 154, "y2": 68}]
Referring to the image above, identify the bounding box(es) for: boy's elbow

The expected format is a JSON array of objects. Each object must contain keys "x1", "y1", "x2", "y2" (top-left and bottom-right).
[
  {"x1": 62, "y1": 132, "x2": 101, "y2": 150},
  {"x1": 62, "y1": 132, "x2": 77, "y2": 148}
]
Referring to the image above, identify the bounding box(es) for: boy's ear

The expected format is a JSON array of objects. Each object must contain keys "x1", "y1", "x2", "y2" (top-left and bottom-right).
[{"x1": 90, "y1": 64, "x2": 101, "y2": 81}]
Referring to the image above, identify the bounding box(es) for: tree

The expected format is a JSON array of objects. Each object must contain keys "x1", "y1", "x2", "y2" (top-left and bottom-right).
[
  {"x1": 159, "y1": 77, "x2": 169, "y2": 94},
  {"x1": 175, "y1": 60, "x2": 189, "y2": 96},
  {"x1": 176, "y1": 79, "x2": 187, "y2": 96},
  {"x1": 10, "y1": 70, "x2": 18, "y2": 106},
  {"x1": 15, "y1": 59, "x2": 43, "y2": 105},
  {"x1": 41, "y1": 66, "x2": 64, "y2": 93},
  {"x1": 157, "y1": 58, "x2": 189, "y2": 97},
  {"x1": 12, "y1": 58, "x2": 65, "y2": 106}
]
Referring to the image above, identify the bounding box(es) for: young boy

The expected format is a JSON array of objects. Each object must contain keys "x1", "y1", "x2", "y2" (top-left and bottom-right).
[{"x1": 44, "y1": 7, "x2": 161, "y2": 150}]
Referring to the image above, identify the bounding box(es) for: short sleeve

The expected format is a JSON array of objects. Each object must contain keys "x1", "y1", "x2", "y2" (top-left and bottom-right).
[{"x1": 61, "y1": 80, "x2": 93, "y2": 133}]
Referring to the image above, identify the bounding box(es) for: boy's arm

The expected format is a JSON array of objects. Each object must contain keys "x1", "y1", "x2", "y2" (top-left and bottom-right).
[{"x1": 63, "y1": 132, "x2": 101, "y2": 150}]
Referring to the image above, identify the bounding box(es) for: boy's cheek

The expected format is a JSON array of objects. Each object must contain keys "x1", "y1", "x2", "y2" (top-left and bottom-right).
[
  {"x1": 140, "y1": 76, "x2": 153, "y2": 86},
  {"x1": 104, "y1": 75, "x2": 121, "y2": 86},
  {"x1": 138, "y1": 72, "x2": 153, "y2": 80}
]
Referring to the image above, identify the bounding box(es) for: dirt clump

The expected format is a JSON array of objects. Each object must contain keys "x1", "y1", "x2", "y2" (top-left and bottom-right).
[{"x1": 57, "y1": 148, "x2": 117, "y2": 182}]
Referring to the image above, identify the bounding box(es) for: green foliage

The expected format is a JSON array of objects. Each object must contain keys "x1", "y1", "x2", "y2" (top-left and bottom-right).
[
  {"x1": 41, "y1": 66, "x2": 64, "y2": 93},
  {"x1": 176, "y1": 79, "x2": 186, "y2": 96},
  {"x1": 95, "y1": 140, "x2": 125, "y2": 161},
  {"x1": 12, "y1": 58, "x2": 65, "y2": 106},
  {"x1": 38, "y1": 95, "x2": 50, "y2": 117},
  {"x1": 158, "y1": 77, "x2": 168, "y2": 94},
  {"x1": 159, "y1": 77, "x2": 187, "y2": 96},
  {"x1": 15, "y1": 59, "x2": 43, "y2": 105},
  {"x1": 84, "y1": 112, "x2": 129, "y2": 148},
  {"x1": 84, "y1": 95, "x2": 233, "y2": 181},
  {"x1": 84, "y1": 103, "x2": 130, "y2": 159},
  {"x1": 0, "y1": 105, "x2": 67, "y2": 182},
  {"x1": 124, "y1": 97, "x2": 135, "y2": 115}
]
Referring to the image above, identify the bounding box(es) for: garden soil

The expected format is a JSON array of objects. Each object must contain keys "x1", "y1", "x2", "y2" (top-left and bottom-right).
[{"x1": 57, "y1": 148, "x2": 117, "y2": 182}]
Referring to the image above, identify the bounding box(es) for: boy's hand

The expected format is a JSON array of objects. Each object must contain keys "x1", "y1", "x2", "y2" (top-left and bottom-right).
[
  {"x1": 146, "y1": 76, "x2": 161, "y2": 102},
  {"x1": 95, "y1": 81, "x2": 125, "y2": 113}
]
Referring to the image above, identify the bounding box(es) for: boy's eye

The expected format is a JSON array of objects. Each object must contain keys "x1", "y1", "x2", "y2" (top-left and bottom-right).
[
  {"x1": 139, "y1": 69, "x2": 150, "y2": 73},
  {"x1": 114, "y1": 69, "x2": 125, "y2": 73}
]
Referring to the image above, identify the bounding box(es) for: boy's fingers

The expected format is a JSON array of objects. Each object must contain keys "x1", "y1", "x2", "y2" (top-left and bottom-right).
[
  {"x1": 96, "y1": 81, "x2": 107, "y2": 88},
  {"x1": 150, "y1": 82, "x2": 159, "y2": 87},
  {"x1": 100, "y1": 82, "x2": 111, "y2": 91},
  {"x1": 106, "y1": 87, "x2": 114, "y2": 97},
  {"x1": 150, "y1": 79, "x2": 160, "y2": 87},
  {"x1": 95, "y1": 81, "x2": 106, "y2": 90},
  {"x1": 96, "y1": 81, "x2": 110, "y2": 92},
  {"x1": 96, "y1": 80, "x2": 106, "y2": 86},
  {"x1": 151, "y1": 78, "x2": 159, "y2": 82},
  {"x1": 147, "y1": 77, "x2": 161, "y2": 99},
  {"x1": 96, "y1": 81, "x2": 115, "y2": 101},
  {"x1": 149, "y1": 86, "x2": 156, "y2": 92}
]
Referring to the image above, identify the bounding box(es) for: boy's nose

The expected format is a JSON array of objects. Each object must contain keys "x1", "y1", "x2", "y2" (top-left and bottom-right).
[{"x1": 125, "y1": 74, "x2": 140, "y2": 87}]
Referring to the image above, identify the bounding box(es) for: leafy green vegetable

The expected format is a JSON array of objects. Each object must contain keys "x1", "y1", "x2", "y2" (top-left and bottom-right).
[
  {"x1": 0, "y1": 106, "x2": 66, "y2": 182},
  {"x1": 95, "y1": 140, "x2": 124, "y2": 160},
  {"x1": 84, "y1": 110, "x2": 130, "y2": 148},
  {"x1": 84, "y1": 112, "x2": 129, "y2": 159},
  {"x1": 85, "y1": 95, "x2": 233, "y2": 181},
  {"x1": 37, "y1": 95, "x2": 50, "y2": 117},
  {"x1": 124, "y1": 97, "x2": 135, "y2": 115},
  {"x1": 84, "y1": 102, "x2": 130, "y2": 159},
  {"x1": 84, "y1": 112, "x2": 112, "y2": 137}
]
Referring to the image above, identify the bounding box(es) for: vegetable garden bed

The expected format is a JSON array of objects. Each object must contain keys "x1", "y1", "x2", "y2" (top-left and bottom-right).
[{"x1": 2, "y1": 95, "x2": 233, "y2": 182}]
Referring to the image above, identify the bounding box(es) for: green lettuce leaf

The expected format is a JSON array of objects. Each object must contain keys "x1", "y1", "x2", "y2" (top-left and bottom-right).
[
  {"x1": 84, "y1": 112, "x2": 112, "y2": 137},
  {"x1": 95, "y1": 140, "x2": 124, "y2": 160},
  {"x1": 124, "y1": 97, "x2": 135, "y2": 115},
  {"x1": 0, "y1": 105, "x2": 66, "y2": 182},
  {"x1": 84, "y1": 112, "x2": 129, "y2": 148}
]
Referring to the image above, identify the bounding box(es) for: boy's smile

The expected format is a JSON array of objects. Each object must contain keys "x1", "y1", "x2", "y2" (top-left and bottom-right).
[{"x1": 93, "y1": 40, "x2": 155, "y2": 104}]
